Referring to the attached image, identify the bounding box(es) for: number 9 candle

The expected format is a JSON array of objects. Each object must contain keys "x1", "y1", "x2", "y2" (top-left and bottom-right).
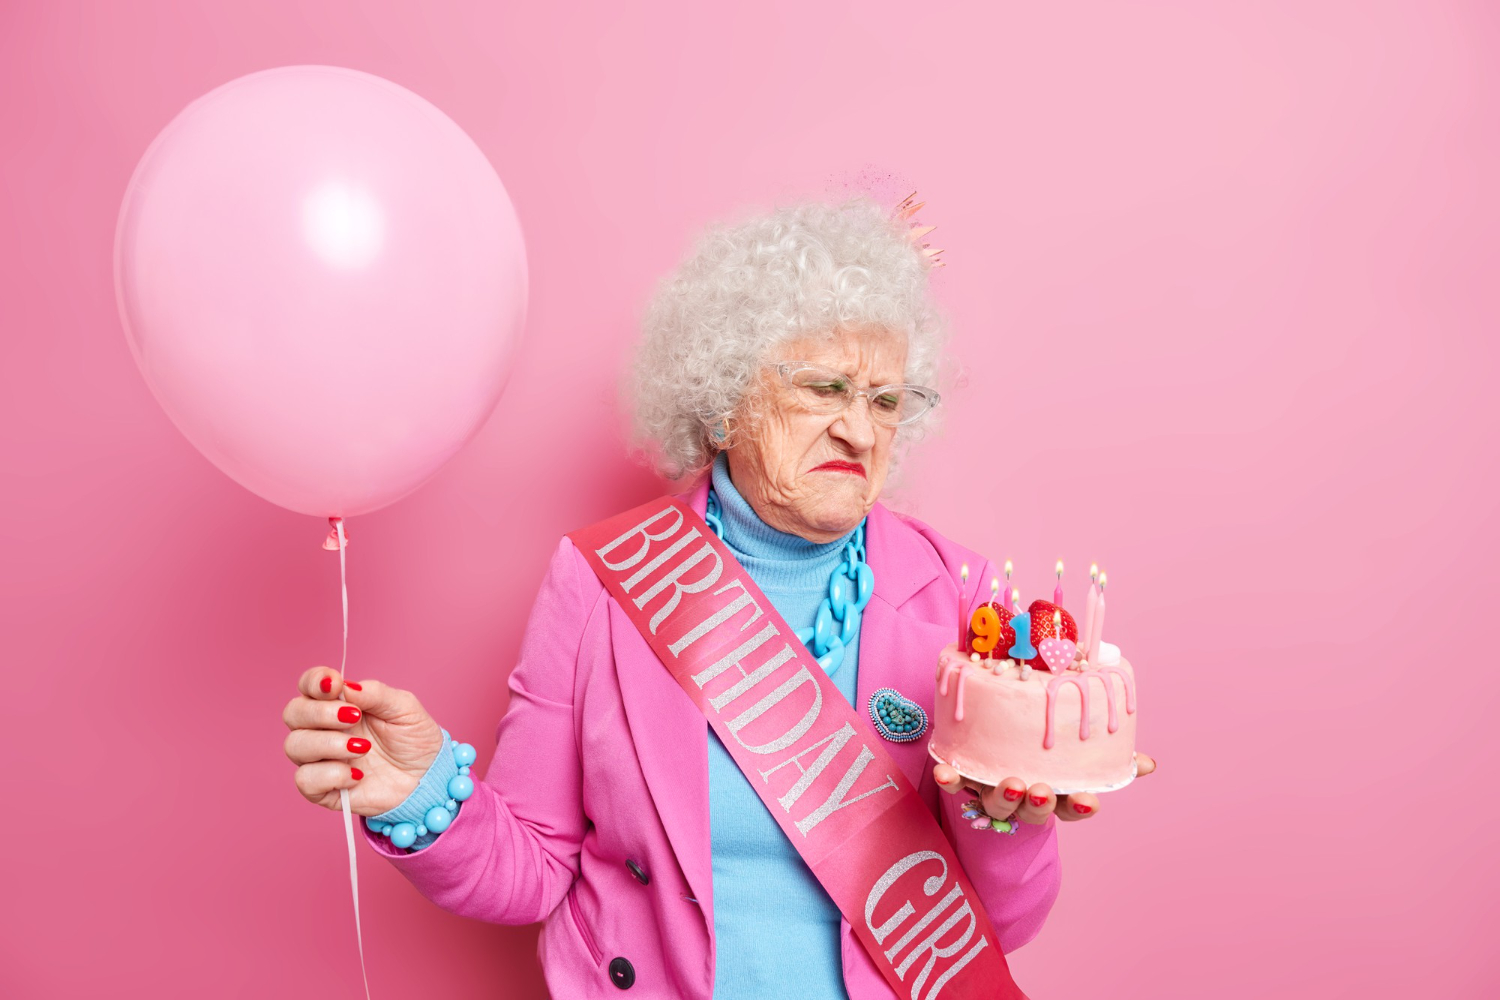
[{"x1": 970, "y1": 605, "x2": 1002, "y2": 656}]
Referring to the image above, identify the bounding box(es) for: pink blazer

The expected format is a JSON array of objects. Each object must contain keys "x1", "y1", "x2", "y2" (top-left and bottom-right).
[{"x1": 362, "y1": 478, "x2": 1061, "y2": 997}]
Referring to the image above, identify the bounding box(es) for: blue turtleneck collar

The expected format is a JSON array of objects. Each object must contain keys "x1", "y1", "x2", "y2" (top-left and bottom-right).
[{"x1": 708, "y1": 452, "x2": 860, "y2": 593}]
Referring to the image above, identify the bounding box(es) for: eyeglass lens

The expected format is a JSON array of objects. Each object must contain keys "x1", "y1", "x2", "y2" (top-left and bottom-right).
[{"x1": 784, "y1": 366, "x2": 932, "y2": 423}]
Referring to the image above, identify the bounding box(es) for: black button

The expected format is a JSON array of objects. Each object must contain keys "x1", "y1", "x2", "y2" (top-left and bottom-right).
[
  {"x1": 625, "y1": 859, "x2": 650, "y2": 885},
  {"x1": 609, "y1": 956, "x2": 635, "y2": 989}
]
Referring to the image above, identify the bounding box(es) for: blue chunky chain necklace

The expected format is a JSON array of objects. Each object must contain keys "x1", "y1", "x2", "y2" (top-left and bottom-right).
[{"x1": 704, "y1": 487, "x2": 874, "y2": 674}]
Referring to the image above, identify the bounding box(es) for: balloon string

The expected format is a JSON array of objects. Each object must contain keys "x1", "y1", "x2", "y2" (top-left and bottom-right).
[{"x1": 333, "y1": 517, "x2": 374, "y2": 1000}]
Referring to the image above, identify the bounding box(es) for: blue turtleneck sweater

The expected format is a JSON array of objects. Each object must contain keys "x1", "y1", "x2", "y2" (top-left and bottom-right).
[
  {"x1": 700, "y1": 453, "x2": 861, "y2": 1000},
  {"x1": 373, "y1": 453, "x2": 862, "y2": 998}
]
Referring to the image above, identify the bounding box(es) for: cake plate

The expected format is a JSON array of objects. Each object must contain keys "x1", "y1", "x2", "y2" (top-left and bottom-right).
[{"x1": 927, "y1": 742, "x2": 1138, "y2": 797}]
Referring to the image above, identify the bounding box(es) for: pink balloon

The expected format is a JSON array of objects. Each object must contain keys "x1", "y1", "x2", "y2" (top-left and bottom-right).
[{"x1": 115, "y1": 66, "x2": 527, "y2": 518}]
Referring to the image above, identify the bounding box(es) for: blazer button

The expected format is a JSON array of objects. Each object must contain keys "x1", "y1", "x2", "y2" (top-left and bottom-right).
[
  {"x1": 625, "y1": 858, "x2": 650, "y2": 885},
  {"x1": 608, "y1": 956, "x2": 635, "y2": 989}
]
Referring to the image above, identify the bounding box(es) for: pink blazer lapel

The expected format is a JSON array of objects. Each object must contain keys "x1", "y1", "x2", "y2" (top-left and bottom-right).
[
  {"x1": 856, "y1": 501, "x2": 950, "y2": 788},
  {"x1": 614, "y1": 477, "x2": 716, "y2": 923},
  {"x1": 612, "y1": 489, "x2": 952, "y2": 947}
]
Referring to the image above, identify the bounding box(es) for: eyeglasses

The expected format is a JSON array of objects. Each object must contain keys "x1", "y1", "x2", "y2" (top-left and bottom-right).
[{"x1": 765, "y1": 361, "x2": 940, "y2": 426}]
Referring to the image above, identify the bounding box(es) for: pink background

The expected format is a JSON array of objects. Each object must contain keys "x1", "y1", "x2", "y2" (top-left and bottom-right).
[{"x1": 2, "y1": 1, "x2": 1495, "y2": 997}]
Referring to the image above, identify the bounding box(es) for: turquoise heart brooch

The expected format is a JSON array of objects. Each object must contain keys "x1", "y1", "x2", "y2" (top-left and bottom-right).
[{"x1": 868, "y1": 687, "x2": 928, "y2": 743}]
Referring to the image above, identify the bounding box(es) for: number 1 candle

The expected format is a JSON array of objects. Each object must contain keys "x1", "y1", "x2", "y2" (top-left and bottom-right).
[{"x1": 1008, "y1": 610, "x2": 1036, "y2": 660}]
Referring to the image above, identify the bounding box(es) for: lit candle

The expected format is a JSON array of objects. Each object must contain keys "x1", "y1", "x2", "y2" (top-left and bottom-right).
[
  {"x1": 1087, "y1": 571, "x2": 1107, "y2": 661},
  {"x1": 1053, "y1": 559, "x2": 1065, "y2": 606},
  {"x1": 988, "y1": 578, "x2": 1000, "y2": 664},
  {"x1": 1080, "y1": 563, "x2": 1099, "y2": 658},
  {"x1": 1002, "y1": 559, "x2": 1013, "y2": 611},
  {"x1": 958, "y1": 563, "x2": 969, "y2": 650},
  {"x1": 1011, "y1": 586, "x2": 1022, "y2": 615},
  {"x1": 1052, "y1": 609, "x2": 1062, "y2": 638}
]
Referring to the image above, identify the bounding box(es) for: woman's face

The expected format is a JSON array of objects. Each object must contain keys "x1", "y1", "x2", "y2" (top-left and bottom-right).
[{"x1": 726, "y1": 326, "x2": 908, "y2": 543}]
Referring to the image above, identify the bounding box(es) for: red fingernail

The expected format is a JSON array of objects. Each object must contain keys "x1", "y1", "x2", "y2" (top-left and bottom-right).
[
  {"x1": 1003, "y1": 787, "x2": 1024, "y2": 802},
  {"x1": 1030, "y1": 794, "x2": 1049, "y2": 807},
  {"x1": 338, "y1": 705, "x2": 361, "y2": 723},
  {"x1": 347, "y1": 737, "x2": 371, "y2": 754},
  {"x1": 320, "y1": 676, "x2": 332, "y2": 693},
  {"x1": 345, "y1": 681, "x2": 362, "y2": 691},
  {"x1": 1072, "y1": 803, "x2": 1093, "y2": 815},
  {"x1": 351, "y1": 767, "x2": 363, "y2": 780}
]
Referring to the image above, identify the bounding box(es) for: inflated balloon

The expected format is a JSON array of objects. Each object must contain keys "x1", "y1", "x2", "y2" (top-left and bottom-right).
[{"x1": 115, "y1": 65, "x2": 527, "y2": 517}]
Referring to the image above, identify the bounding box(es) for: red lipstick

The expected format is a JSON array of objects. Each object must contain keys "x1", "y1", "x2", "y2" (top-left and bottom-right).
[{"x1": 812, "y1": 460, "x2": 866, "y2": 477}]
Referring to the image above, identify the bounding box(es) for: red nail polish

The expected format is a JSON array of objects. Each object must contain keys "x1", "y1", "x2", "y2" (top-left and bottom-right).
[
  {"x1": 1030, "y1": 794, "x2": 1049, "y2": 807},
  {"x1": 320, "y1": 676, "x2": 332, "y2": 693},
  {"x1": 338, "y1": 705, "x2": 361, "y2": 723},
  {"x1": 1072, "y1": 803, "x2": 1093, "y2": 815},
  {"x1": 351, "y1": 767, "x2": 363, "y2": 780},
  {"x1": 345, "y1": 681, "x2": 362, "y2": 691},
  {"x1": 347, "y1": 737, "x2": 371, "y2": 754},
  {"x1": 1003, "y1": 787, "x2": 1024, "y2": 802}
]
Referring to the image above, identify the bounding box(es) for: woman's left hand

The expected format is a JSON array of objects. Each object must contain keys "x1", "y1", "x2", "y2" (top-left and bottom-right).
[{"x1": 933, "y1": 752, "x2": 1157, "y2": 824}]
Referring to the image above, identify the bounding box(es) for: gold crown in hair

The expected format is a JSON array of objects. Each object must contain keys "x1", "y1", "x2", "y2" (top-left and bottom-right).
[{"x1": 894, "y1": 191, "x2": 946, "y2": 268}]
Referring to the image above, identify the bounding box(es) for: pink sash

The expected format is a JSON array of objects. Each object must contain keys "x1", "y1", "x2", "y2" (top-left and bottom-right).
[{"x1": 569, "y1": 497, "x2": 1026, "y2": 1000}]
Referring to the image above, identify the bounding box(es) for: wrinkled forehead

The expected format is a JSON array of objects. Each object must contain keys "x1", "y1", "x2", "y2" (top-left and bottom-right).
[{"x1": 768, "y1": 325, "x2": 910, "y2": 383}]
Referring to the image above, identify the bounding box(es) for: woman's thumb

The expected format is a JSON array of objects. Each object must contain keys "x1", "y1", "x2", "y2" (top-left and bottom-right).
[{"x1": 338, "y1": 676, "x2": 421, "y2": 723}]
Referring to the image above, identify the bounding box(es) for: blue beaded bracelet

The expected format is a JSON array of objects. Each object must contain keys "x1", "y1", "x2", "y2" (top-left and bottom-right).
[{"x1": 365, "y1": 739, "x2": 478, "y2": 849}]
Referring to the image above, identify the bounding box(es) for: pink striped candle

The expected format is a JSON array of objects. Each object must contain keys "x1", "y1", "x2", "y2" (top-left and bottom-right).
[
  {"x1": 1080, "y1": 563, "x2": 1099, "y2": 657},
  {"x1": 1087, "y1": 571, "x2": 1107, "y2": 661},
  {"x1": 958, "y1": 563, "x2": 969, "y2": 649}
]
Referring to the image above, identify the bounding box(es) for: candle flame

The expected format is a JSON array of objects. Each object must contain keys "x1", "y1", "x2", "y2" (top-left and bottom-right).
[
  {"x1": 960, "y1": 562, "x2": 969, "y2": 583},
  {"x1": 1099, "y1": 571, "x2": 1108, "y2": 590},
  {"x1": 1055, "y1": 559, "x2": 1064, "y2": 579},
  {"x1": 1003, "y1": 559, "x2": 1013, "y2": 579},
  {"x1": 990, "y1": 577, "x2": 1000, "y2": 598},
  {"x1": 1053, "y1": 610, "x2": 1061, "y2": 629},
  {"x1": 1090, "y1": 562, "x2": 1099, "y2": 582}
]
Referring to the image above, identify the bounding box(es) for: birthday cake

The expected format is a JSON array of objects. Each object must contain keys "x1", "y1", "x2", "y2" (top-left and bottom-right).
[{"x1": 927, "y1": 574, "x2": 1138, "y2": 795}]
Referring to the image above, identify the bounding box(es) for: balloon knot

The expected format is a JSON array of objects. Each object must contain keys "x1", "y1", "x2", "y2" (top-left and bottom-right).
[{"x1": 323, "y1": 516, "x2": 347, "y2": 551}]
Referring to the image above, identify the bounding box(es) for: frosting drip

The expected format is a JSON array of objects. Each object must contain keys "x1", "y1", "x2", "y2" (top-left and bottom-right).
[
  {"x1": 938, "y1": 657, "x2": 968, "y2": 722},
  {"x1": 1042, "y1": 666, "x2": 1136, "y2": 749}
]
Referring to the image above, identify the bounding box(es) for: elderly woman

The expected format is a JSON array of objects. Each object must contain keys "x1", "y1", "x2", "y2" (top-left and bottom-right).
[{"x1": 282, "y1": 195, "x2": 1154, "y2": 998}]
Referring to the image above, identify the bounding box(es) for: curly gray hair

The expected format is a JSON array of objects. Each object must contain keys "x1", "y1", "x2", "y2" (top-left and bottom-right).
[{"x1": 626, "y1": 194, "x2": 950, "y2": 480}]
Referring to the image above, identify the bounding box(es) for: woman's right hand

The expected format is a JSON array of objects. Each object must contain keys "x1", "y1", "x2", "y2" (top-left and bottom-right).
[{"x1": 283, "y1": 666, "x2": 446, "y2": 815}]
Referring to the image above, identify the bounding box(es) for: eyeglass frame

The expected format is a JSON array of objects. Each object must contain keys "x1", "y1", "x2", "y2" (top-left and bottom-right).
[{"x1": 763, "y1": 361, "x2": 941, "y2": 426}]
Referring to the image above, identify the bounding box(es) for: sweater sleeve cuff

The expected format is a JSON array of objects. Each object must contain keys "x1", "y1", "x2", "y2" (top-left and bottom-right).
[{"x1": 364, "y1": 728, "x2": 460, "y2": 851}]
